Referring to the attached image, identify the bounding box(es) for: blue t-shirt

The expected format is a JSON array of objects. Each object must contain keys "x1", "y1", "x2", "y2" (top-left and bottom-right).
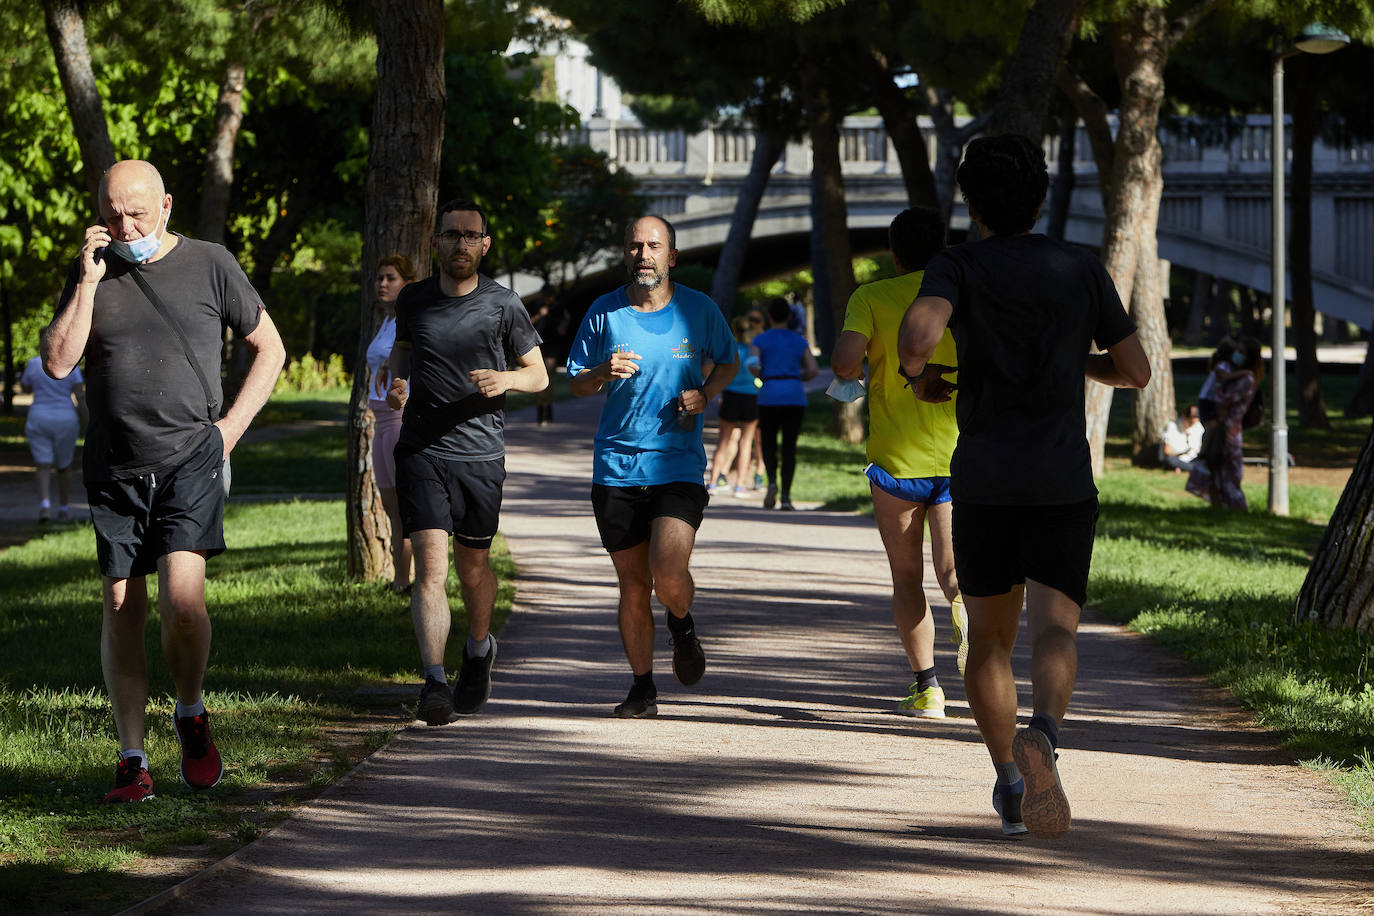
[
  {"x1": 753, "y1": 328, "x2": 809, "y2": 407},
  {"x1": 723, "y1": 340, "x2": 758, "y2": 395},
  {"x1": 568, "y1": 283, "x2": 736, "y2": 486}
]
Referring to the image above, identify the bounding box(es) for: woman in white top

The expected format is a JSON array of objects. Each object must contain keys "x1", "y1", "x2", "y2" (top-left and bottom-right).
[
  {"x1": 365, "y1": 254, "x2": 417, "y2": 592},
  {"x1": 21, "y1": 354, "x2": 87, "y2": 522}
]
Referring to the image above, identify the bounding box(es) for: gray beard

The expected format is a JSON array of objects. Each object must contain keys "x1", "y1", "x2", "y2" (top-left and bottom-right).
[{"x1": 629, "y1": 267, "x2": 666, "y2": 290}]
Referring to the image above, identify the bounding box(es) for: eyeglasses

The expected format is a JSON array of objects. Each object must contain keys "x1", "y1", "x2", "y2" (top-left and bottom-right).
[{"x1": 437, "y1": 230, "x2": 487, "y2": 247}]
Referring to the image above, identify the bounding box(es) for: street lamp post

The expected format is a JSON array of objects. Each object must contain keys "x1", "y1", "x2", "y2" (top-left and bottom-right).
[{"x1": 1268, "y1": 23, "x2": 1349, "y2": 516}]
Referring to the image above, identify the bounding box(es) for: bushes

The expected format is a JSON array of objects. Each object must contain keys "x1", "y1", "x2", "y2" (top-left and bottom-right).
[{"x1": 272, "y1": 353, "x2": 350, "y2": 394}]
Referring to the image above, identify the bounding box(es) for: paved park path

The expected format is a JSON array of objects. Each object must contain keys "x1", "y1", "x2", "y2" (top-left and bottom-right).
[{"x1": 119, "y1": 387, "x2": 1371, "y2": 915}]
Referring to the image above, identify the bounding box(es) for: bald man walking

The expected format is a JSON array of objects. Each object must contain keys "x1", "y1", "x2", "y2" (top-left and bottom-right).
[{"x1": 42, "y1": 160, "x2": 285, "y2": 803}]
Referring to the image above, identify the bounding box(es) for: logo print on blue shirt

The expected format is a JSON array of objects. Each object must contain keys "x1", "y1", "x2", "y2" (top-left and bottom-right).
[{"x1": 671, "y1": 338, "x2": 697, "y2": 360}]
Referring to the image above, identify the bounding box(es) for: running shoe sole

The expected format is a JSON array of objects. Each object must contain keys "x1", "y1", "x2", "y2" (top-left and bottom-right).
[
  {"x1": 614, "y1": 697, "x2": 658, "y2": 718},
  {"x1": 1012, "y1": 726, "x2": 1071, "y2": 838},
  {"x1": 950, "y1": 595, "x2": 969, "y2": 678}
]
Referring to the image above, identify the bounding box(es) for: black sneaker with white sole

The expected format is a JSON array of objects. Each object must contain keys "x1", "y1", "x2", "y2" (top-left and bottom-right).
[
  {"x1": 613, "y1": 684, "x2": 658, "y2": 718},
  {"x1": 453, "y1": 636, "x2": 498, "y2": 715}
]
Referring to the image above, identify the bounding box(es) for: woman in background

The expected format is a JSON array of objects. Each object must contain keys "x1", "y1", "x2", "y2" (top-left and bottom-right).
[
  {"x1": 21, "y1": 353, "x2": 87, "y2": 522},
  {"x1": 707, "y1": 315, "x2": 761, "y2": 496},
  {"x1": 365, "y1": 254, "x2": 417, "y2": 592},
  {"x1": 751, "y1": 297, "x2": 818, "y2": 510},
  {"x1": 1187, "y1": 336, "x2": 1264, "y2": 511}
]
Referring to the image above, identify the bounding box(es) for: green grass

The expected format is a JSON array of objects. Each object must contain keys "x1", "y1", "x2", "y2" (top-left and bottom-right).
[{"x1": 0, "y1": 499, "x2": 514, "y2": 913}]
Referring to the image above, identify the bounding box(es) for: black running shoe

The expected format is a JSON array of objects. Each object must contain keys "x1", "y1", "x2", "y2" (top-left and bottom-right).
[
  {"x1": 763, "y1": 483, "x2": 778, "y2": 509},
  {"x1": 614, "y1": 685, "x2": 658, "y2": 718},
  {"x1": 669, "y1": 618, "x2": 706, "y2": 686},
  {"x1": 417, "y1": 676, "x2": 455, "y2": 726},
  {"x1": 453, "y1": 636, "x2": 498, "y2": 715}
]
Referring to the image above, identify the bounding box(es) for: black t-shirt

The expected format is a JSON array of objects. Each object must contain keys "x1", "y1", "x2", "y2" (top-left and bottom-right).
[
  {"x1": 917, "y1": 234, "x2": 1136, "y2": 505},
  {"x1": 394, "y1": 273, "x2": 542, "y2": 461},
  {"x1": 55, "y1": 235, "x2": 264, "y2": 482}
]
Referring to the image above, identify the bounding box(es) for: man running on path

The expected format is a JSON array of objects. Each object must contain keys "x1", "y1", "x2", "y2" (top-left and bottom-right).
[
  {"x1": 387, "y1": 199, "x2": 547, "y2": 726},
  {"x1": 567, "y1": 215, "x2": 737, "y2": 718},
  {"x1": 899, "y1": 135, "x2": 1150, "y2": 838},
  {"x1": 43, "y1": 159, "x2": 285, "y2": 803},
  {"x1": 832, "y1": 207, "x2": 966, "y2": 719}
]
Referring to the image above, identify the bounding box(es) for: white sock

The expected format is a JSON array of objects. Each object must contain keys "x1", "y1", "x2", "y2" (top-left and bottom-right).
[
  {"x1": 424, "y1": 664, "x2": 447, "y2": 684},
  {"x1": 175, "y1": 698, "x2": 205, "y2": 719},
  {"x1": 122, "y1": 748, "x2": 147, "y2": 765}
]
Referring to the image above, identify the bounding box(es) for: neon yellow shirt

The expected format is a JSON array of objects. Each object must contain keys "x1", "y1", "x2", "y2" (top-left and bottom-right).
[{"x1": 841, "y1": 270, "x2": 959, "y2": 478}]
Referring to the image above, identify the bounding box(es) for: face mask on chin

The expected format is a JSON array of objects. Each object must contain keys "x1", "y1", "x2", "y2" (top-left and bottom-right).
[{"x1": 108, "y1": 204, "x2": 170, "y2": 263}]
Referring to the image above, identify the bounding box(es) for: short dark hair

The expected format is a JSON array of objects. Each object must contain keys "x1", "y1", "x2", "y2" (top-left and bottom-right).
[
  {"x1": 438, "y1": 198, "x2": 487, "y2": 235},
  {"x1": 767, "y1": 296, "x2": 791, "y2": 323},
  {"x1": 956, "y1": 135, "x2": 1049, "y2": 237},
  {"x1": 625, "y1": 214, "x2": 676, "y2": 251},
  {"x1": 888, "y1": 207, "x2": 945, "y2": 270}
]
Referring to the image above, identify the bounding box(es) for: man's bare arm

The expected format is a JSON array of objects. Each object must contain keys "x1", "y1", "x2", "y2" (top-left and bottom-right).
[
  {"x1": 831, "y1": 330, "x2": 869, "y2": 380},
  {"x1": 700, "y1": 351, "x2": 740, "y2": 402},
  {"x1": 216, "y1": 309, "x2": 286, "y2": 456},
  {"x1": 571, "y1": 350, "x2": 642, "y2": 397},
  {"x1": 898, "y1": 295, "x2": 953, "y2": 378},
  {"x1": 470, "y1": 346, "x2": 549, "y2": 399},
  {"x1": 1085, "y1": 332, "x2": 1152, "y2": 389}
]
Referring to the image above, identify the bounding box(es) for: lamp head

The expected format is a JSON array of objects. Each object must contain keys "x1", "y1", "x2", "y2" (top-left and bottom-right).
[{"x1": 1294, "y1": 22, "x2": 1350, "y2": 55}]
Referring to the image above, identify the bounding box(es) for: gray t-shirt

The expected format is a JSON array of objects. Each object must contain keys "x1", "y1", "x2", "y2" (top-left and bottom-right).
[
  {"x1": 394, "y1": 273, "x2": 541, "y2": 461},
  {"x1": 917, "y1": 234, "x2": 1135, "y2": 506},
  {"x1": 55, "y1": 235, "x2": 264, "y2": 481}
]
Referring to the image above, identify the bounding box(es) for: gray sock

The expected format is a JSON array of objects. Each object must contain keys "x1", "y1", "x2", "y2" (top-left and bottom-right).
[
  {"x1": 175, "y1": 699, "x2": 205, "y2": 719},
  {"x1": 466, "y1": 634, "x2": 491, "y2": 659},
  {"x1": 424, "y1": 664, "x2": 447, "y2": 684},
  {"x1": 994, "y1": 760, "x2": 1022, "y2": 787}
]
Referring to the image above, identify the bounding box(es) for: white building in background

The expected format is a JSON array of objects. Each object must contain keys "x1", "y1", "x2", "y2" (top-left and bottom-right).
[{"x1": 509, "y1": 20, "x2": 629, "y2": 122}]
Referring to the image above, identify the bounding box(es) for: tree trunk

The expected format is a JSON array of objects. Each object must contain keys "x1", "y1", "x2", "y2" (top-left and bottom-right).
[
  {"x1": 1182, "y1": 270, "x2": 1211, "y2": 345},
  {"x1": 800, "y1": 56, "x2": 861, "y2": 442},
  {"x1": 1046, "y1": 120, "x2": 1075, "y2": 240},
  {"x1": 985, "y1": 0, "x2": 1087, "y2": 139},
  {"x1": 1, "y1": 277, "x2": 12, "y2": 415},
  {"x1": 1347, "y1": 337, "x2": 1374, "y2": 418},
  {"x1": 197, "y1": 60, "x2": 246, "y2": 246},
  {"x1": 868, "y1": 49, "x2": 938, "y2": 211},
  {"x1": 1130, "y1": 209, "x2": 1175, "y2": 466},
  {"x1": 709, "y1": 130, "x2": 784, "y2": 311},
  {"x1": 1292, "y1": 417, "x2": 1374, "y2": 632},
  {"x1": 348, "y1": 0, "x2": 446, "y2": 581},
  {"x1": 1287, "y1": 56, "x2": 1331, "y2": 431},
  {"x1": 923, "y1": 87, "x2": 987, "y2": 228},
  {"x1": 42, "y1": 0, "x2": 115, "y2": 210}
]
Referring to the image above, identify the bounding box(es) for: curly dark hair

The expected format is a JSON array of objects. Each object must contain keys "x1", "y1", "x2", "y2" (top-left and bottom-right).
[{"x1": 956, "y1": 134, "x2": 1050, "y2": 237}]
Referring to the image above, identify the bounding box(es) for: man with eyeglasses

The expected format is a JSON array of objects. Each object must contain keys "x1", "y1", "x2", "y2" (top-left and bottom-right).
[
  {"x1": 386, "y1": 198, "x2": 548, "y2": 725},
  {"x1": 567, "y1": 215, "x2": 738, "y2": 718}
]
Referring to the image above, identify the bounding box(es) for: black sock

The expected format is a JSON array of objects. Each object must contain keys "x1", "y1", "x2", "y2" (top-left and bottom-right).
[
  {"x1": 1029, "y1": 712, "x2": 1060, "y2": 750},
  {"x1": 915, "y1": 666, "x2": 939, "y2": 692},
  {"x1": 632, "y1": 671, "x2": 656, "y2": 698},
  {"x1": 666, "y1": 611, "x2": 694, "y2": 635}
]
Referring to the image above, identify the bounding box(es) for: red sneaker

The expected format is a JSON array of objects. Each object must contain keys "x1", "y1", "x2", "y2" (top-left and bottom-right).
[
  {"x1": 103, "y1": 755, "x2": 154, "y2": 803},
  {"x1": 173, "y1": 711, "x2": 224, "y2": 789}
]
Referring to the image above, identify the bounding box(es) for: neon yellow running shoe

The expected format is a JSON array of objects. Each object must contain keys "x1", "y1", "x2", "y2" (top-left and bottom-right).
[
  {"x1": 897, "y1": 684, "x2": 946, "y2": 718},
  {"x1": 950, "y1": 593, "x2": 969, "y2": 678}
]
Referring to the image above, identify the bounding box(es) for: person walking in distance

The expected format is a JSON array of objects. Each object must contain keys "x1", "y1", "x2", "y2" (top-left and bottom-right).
[
  {"x1": 899, "y1": 135, "x2": 1150, "y2": 838},
  {"x1": 832, "y1": 207, "x2": 966, "y2": 719},
  {"x1": 387, "y1": 200, "x2": 547, "y2": 726},
  {"x1": 567, "y1": 216, "x2": 738, "y2": 718},
  {"x1": 750, "y1": 297, "x2": 818, "y2": 510},
  {"x1": 42, "y1": 159, "x2": 285, "y2": 802}
]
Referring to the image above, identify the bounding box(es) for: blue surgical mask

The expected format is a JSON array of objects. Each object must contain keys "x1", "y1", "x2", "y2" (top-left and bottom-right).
[
  {"x1": 826, "y1": 376, "x2": 866, "y2": 403},
  {"x1": 108, "y1": 204, "x2": 170, "y2": 263}
]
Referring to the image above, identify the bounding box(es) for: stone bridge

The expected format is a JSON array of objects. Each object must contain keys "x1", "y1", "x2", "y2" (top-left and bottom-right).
[{"x1": 545, "y1": 115, "x2": 1374, "y2": 331}]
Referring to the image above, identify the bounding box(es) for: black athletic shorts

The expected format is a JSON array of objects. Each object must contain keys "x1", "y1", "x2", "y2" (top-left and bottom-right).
[
  {"x1": 88, "y1": 426, "x2": 227, "y2": 579},
  {"x1": 951, "y1": 497, "x2": 1100, "y2": 608},
  {"x1": 591, "y1": 481, "x2": 709, "y2": 553},
  {"x1": 718, "y1": 390, "x2": 759, "y2": 423},
  {"x1": 395, "y1": 449, "x2": 505, "y2": 549}
]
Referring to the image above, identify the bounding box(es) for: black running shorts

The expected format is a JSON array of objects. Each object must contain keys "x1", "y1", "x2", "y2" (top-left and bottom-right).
[
  {"x1": 718, "y1": 390, "x2": 759, "y2": 423},
  {"x1": 951, "y1": 497, "x2": 1100, "y2": 608},
  {"x1": 88, "y1": 426, "x2": 227, "y2": 579},
  {"x1": 591, "y1": 481, "x2": 709, "y2": 554},
  {"x1": 395, "y1": 449, "x2": 505, "y2": 549}
]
